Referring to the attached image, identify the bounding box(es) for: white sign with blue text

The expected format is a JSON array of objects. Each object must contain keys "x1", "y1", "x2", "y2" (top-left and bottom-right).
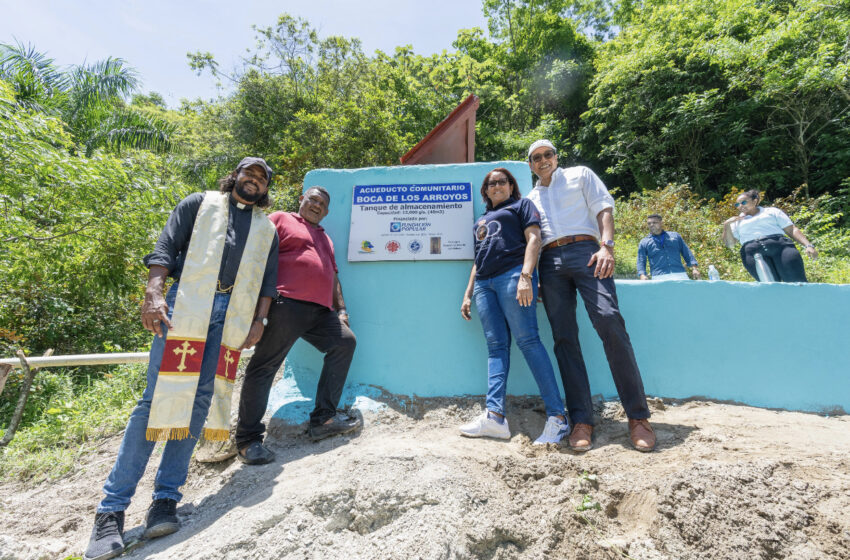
[{"x1": 348, "y1": 182, "x2": 474, "y2": 261}]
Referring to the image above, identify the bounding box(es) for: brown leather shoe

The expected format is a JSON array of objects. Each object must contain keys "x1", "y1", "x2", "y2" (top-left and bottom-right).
[
  {"x1": 628, "y1": 418, "x2": 656, "y2": 452},
  {"x1": 568, "y1": 423, "x2": 593, "y2": 452}
]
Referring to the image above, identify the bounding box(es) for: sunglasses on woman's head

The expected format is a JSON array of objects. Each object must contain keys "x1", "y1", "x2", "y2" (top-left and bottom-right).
[{"x1": 531, "y1": 150, "x2": 556, "y2": 163}]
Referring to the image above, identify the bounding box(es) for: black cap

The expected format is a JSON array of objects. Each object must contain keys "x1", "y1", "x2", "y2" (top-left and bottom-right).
[{"x1": 236, "y1": 157, "x2": 273, "y2": 182}]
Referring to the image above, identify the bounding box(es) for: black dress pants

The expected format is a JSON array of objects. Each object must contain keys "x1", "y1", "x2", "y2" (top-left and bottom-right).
[
  {"x1": 740, "y1": 235, "x2": 808, "y2": 283},
  {"x1": 538, "y1": 241, "x2": 650, "y2": 426},
  {"x1": 235, "y1": 295, "x2": 356, "y2": 449}
]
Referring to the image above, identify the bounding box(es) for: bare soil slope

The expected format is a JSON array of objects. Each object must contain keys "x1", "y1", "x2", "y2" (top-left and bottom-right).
[{"x1": 2, "y1": 396, "x2": 849, "y2": 560}]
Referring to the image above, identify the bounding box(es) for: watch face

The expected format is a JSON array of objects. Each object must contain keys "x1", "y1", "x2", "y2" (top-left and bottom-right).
[{"x1": 605, "y1": 240, "x2": 615, "y2": 247}]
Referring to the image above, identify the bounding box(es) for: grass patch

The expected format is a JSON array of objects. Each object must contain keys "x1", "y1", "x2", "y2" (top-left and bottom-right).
[{"x1": 0, "y1": 363, "x2": 145, "y2": 481}]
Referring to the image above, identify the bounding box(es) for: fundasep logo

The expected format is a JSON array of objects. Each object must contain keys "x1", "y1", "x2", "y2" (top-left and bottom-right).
[
  {"x1": 390, "y1": 222, "x2": 431, "y2": 232},
  {"x1": 408, "y1": 240, "x2": 422, "y2": 253},
  {"x1": 360, "y1": 241, "x2": 375, "y2": 253},
  {"x1": 385, "y1": 240, "x2": 400, "y2": 253}
]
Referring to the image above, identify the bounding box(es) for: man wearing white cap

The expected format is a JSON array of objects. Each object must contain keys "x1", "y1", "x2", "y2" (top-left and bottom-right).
[{"x1": 526, "y1": 140, "x2": 655, "y2": 453}]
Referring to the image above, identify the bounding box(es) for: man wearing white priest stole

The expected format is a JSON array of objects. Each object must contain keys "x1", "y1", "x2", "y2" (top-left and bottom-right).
[{"x1": 84, "y1": 157, "x2": 279, "y2": 560}]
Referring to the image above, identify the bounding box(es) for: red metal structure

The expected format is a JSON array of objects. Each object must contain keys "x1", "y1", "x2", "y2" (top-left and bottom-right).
[{"x1": 400, "y1": 94, "x2": 480, "y2": 165}]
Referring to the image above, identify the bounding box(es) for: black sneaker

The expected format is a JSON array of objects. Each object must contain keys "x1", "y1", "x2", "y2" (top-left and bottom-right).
[
  {"x1": 144, "y1": 498, "x2": 179, "y2": 539},
  {"x1": 237, "y1": 441, "x2": 276, "y2": 465},
  {"x1": 308, "y1": 410, "x2": 362, "y2": 442},
  {"x1": 84, "y1": 511, "x2": 125, "y2": 560}
]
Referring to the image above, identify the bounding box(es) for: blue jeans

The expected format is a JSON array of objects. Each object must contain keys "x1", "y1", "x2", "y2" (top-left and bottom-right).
[
  {"x1": 473, "y1": 265, "x2": 565, "y2": 418},
  {"x1": 98, "y1": 284, "x2": 230, "y2": 512},
  {"x1": 538, "y1": 241, "x2": 650, "y2": 426}
]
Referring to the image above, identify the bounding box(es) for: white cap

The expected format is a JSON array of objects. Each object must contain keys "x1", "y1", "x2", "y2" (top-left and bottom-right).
[{"x1": 527, "y1": 139, "x2": 556, "y2": 159}]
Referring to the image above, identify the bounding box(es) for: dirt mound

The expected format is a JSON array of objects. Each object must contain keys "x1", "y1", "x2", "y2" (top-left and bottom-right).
[{"x1": 1, "y1": 395, "x2": 849, "y2": 559}]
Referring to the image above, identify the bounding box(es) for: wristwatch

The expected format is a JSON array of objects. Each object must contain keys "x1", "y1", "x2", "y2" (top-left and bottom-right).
[
  {"x1": 520, "y1": 271, "x2": 532, "y2": 280},
  {"x1": 255, "y1": 317, "x2": 268, "y2": 326},
  {"x1": 603, "y1": 240, "x2": 615, "y2": 249}
]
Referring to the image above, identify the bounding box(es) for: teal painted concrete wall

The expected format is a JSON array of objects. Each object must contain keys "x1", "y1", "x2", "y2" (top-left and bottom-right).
[{"x1": 271, "y1": 162, "x2": 849, "y2": 419}]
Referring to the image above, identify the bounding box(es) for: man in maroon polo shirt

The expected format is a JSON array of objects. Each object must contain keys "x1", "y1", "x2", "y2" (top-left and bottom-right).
[{"x1": 234, "y1": 186, "x2": 360, "y2": 464}]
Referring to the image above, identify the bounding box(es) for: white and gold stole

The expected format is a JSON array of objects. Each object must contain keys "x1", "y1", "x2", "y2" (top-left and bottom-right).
[{"x1": 146, "y1": 191, "x2": 274, "y2": 442}]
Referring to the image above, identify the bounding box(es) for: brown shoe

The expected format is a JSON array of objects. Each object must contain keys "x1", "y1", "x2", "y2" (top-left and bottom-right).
[
  {"x1": 628, "y1": 418, "x2": 656, "y2": 452},
  {"x1": 568, "y1": 423, "x2": 593, "y2": 452}
]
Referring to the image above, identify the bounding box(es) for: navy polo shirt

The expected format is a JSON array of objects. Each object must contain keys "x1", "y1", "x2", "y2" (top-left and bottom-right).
[{"x1": 473, "y1": 198, "x2": 541, "y2": 279}]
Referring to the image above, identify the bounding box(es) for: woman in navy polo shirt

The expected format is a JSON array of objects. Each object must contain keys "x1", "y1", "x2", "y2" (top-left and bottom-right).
[{"x1": 459, "y1": 168, "x2": 568, "y2": 445}]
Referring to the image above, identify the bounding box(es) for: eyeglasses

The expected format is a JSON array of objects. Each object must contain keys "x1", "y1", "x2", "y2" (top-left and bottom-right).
[
  {"x1": 486, "y1": 178, "x2": 509, "y2": 188},
  {"x1": 531, "y1": 150, "x2": 556, "y2": 163},
  {"x1": 734, "y1": 200, "x2": 750, "y2": 208}
]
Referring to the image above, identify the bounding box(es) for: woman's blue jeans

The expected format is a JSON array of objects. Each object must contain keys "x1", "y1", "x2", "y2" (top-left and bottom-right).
[
  {"x1": 98, "y1": 284, "x2": 230, "y2": 512},
  {"x1": 473, "y1": 265, "x2": 565, "y2": 418}
]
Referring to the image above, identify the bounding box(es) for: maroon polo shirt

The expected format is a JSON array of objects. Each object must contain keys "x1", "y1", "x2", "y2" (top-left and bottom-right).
[{"x1": 270, "y1": 211, "x2": 338, "y2": 309}]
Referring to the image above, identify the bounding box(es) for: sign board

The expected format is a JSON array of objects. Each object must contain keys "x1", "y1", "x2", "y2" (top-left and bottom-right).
[{"x1": 348, "y1": 182, "x2": 474, "y2": 261}]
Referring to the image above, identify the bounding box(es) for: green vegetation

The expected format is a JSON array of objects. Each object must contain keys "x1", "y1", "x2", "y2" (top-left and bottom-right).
[
  {"x1": 582, "y1": 0, "x2": 850, "y2": 198},
  {"x1": 576, "y1": 493, "x2": 602, "y2": 512},
  {"x1": 1, "y1": 0, "x2": 849, "y2": 479},
  {"x1": 0, "y1": 42, "x2": 176, "y2": 155},
  {"x1": 0, "y1": 364, "x2": 146, "y2": 480}
]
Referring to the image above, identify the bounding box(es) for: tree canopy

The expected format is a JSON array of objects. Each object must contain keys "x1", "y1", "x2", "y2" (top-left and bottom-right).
[
  {"x1": 581, "y1": 0, "x2": 850, "y2": 197},
  {"x1": 0, "y1": 42, "x2": 176, "y2": 156}
]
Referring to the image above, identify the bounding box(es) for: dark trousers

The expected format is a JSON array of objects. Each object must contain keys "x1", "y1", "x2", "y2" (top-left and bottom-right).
[
  {"x1": 235, "y1": 296, "x2": 356, "y2": 449},
  {"x1": 740, "y1": 235, "x2": 807, "y2": 283},
  {"x1": 538, "y1": 241, "x2": 650, "y2": 426}
]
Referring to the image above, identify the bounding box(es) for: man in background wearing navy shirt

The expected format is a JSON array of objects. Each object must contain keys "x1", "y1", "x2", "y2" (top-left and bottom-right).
[{"x1": 637, "y1": 214, "x2": 700, "y2": 281}]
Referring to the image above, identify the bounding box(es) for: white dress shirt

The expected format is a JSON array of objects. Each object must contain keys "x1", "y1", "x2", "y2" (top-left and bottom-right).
[
  {"x1": 526, "y1": 166, "x2": 615, "y2": 245},
  {"x1": 731, "y1": 207, "x2": 793, "y2": 244}
]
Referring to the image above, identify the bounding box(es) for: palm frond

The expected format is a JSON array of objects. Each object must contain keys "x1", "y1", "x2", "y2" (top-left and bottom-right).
[
  {"x1": 0, "y1": 41, "x2": 69, "y2": 111},
  {"x1": 69, "y1": 58, "x2": 139, "y2": 111},
  {"x1": 84, "y1": 108, "x2": 177, "y2": 156}
]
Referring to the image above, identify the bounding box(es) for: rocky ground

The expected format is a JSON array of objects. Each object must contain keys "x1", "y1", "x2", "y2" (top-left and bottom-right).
[{"x1": 1, "y1": 393, "x2": 849, "y2": 560}]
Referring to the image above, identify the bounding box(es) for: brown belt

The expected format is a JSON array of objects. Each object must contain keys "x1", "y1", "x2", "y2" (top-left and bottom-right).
[{"x1": 542, "y1": 235, "x2": 598, "y2": 252}]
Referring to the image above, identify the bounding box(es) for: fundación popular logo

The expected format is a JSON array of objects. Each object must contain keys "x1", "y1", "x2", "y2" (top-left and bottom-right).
[
  {"x1": 359, "y1": 240, "x2": 375, "y2": 253},
  {"x1": 385, "y1": 240, "x2": 400, "y2": 253},
  {"x1": 390, "y1": 222, "x2": 402, "y2": 232}
]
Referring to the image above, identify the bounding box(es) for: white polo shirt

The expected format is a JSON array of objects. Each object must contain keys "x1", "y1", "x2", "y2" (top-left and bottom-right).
[
  {"x1": 526, "y1": 166, "x2": 615, "y2": 245},
  {"x1": 731, "y1": 207, "x2": 793, "y2": 244}
]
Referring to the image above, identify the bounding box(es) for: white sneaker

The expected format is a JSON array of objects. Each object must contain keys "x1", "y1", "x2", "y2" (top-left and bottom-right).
[
  {"x1": 459, "y1": 412, "x2": 511, "y2": 439},
  {"x1": 533, "y1": 416, "x2": 570, "y2": 445}
]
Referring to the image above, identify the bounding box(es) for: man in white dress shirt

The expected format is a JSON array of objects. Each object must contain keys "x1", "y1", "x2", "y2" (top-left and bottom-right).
[{"x1": 526, "y1": 140, "x2": 655, "y2": 452}]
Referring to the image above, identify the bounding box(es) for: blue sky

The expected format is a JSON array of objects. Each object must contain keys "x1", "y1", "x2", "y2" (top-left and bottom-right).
[{"x1": 0, "y1": 0, "x2": 489, "y2": 106}]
